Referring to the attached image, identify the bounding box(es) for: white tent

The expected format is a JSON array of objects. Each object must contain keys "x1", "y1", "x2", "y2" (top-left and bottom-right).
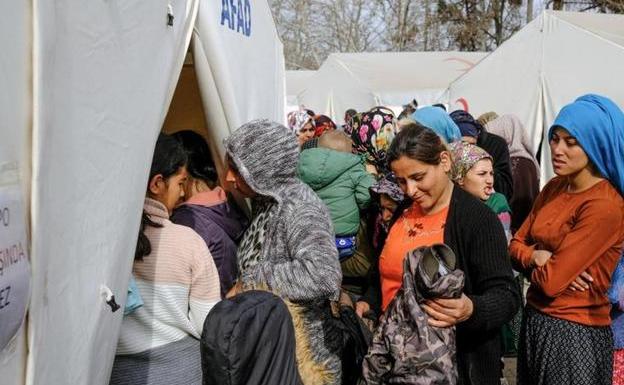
[
  {"x1": 286, "y1": 70, "x2": 315, "y2": 112},
  {"x1": 297, "y1": 51, "x2": 486, "y2": 122},
  {"x1": 448, "y1": 10, "x2": 624, "y2": 183},
  {"x1": 0, "y1": 1, "x2": 284, "y2": 385}
]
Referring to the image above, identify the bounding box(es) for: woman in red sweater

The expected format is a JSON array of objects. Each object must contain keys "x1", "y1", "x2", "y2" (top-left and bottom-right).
[{"x1": 510, "y1": 94, "x2": 624, "y2": 385}]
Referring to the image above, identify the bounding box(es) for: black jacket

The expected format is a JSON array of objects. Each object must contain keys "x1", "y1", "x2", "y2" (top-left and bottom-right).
[
  {"x1": 362, "y1": 185, "x2": 521, "y2": 385},
  {"x1": 478, "y1": 130, "x2": 514, "y2": 201},
  {"x1": 201, "y1": 291, "x2": 303, "y2": 385}
]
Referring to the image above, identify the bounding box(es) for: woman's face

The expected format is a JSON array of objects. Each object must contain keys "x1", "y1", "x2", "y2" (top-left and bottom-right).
[
  {"x1": 459, "y1": 159, "x2": 494, "y2": 201},
  {"x1": 391, "y1": 153, "x2": 452, "y2": 213},
  {"x1": 298, "y1": 122, "x2": 315, "y2": 145},
  {"x1": 148, "y1": 166, "x2": 188, "y2": 213},
  {"x1": 379, "y1": 194, "x2": 398, "y2": 224},
  {"x1": 549, "y1": 127, "x2": 589, "y2": 176},
  {"x1": 225, "y1": 157, "x2": 257, "y2": 198}
]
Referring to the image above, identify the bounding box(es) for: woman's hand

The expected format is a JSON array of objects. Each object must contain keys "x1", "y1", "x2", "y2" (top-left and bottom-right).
[
  {"x1": 530, "y1": 250, "x2": 553, "y2": 267},
  {"x1": 568, "y1": 270, "x2": 594, "y2": 292},
  {"x1": 355, "y1": 301, "x2": 371, "y2": 318},
  {"x1": 423, "y1": 294, "x2": 474, "y2": 328},
  {"x1": 226, "y1": 281, "x2": 243, "y2": 299}
]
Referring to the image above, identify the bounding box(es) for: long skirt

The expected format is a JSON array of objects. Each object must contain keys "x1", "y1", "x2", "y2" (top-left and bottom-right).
[{"x1": 517, "y1": 306, "x2": 613, "y2": 385}]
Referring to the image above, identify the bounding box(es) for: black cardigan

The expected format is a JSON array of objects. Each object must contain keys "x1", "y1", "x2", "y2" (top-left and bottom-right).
[
  {"x1": 362, "y1": 185, "x2": 521, "y2": 385},
  {"x1": 478, "y1": 130, "x2": 514, "y2": 202}
]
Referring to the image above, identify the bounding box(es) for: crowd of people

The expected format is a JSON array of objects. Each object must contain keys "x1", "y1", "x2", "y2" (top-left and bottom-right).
[{"x1": 109, "y1": 93, "x2": 624, "y2": 385}]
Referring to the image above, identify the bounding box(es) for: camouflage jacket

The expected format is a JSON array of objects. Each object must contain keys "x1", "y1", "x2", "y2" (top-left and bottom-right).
[{"x1": 361, "y1": 244, "x2": 465, "y2": 385}]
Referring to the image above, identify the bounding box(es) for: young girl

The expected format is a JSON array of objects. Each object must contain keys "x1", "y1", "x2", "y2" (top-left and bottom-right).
[
  {"x1": 510, "y1": 94, "x2": 624, "y2": 385},
  {"x1": 111, "y1": 133, "x2": 221, "y2": 385}
]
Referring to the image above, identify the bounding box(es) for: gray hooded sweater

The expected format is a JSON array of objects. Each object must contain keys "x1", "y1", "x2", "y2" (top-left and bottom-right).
[{"x1": 225, "y1": 119, "x2": 343, "y2": 384}]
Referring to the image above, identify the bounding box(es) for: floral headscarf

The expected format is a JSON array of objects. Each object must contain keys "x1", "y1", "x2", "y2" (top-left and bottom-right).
[
  {"x1": 343, "y1": 112, "x2": 362, "y2": 136},
  {"x1": 287, "y1": 109, "x2": 314, "y2": 135},
  {"x1": 449, "y1": 141, "x2": 492, "y2": 182},
  {"x1": 351, "y1": 107, "x2": 397, "y2": 173},
  {"x1": 313, "y1": 114, "x2": 337, "y2": 137}
]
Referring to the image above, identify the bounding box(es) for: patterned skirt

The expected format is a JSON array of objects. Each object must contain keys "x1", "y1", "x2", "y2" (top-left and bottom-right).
[
  {"x1": 614, "y1": 349, "x2": 624, "y2": 385},
  {"x1": 517, "y1": 306, "x2": 613, "y2": 385}
]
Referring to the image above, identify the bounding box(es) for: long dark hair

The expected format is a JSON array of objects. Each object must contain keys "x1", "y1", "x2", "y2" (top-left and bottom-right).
[
  {"x1": 135, "y1": 133, "x2": 188, "y2": 260},
  {"x1": 387, "y1": 122, "x2": 447, "y2": 167},
  {"x1": 172, "y1": 130, "x2": 218, "y2": 187}
]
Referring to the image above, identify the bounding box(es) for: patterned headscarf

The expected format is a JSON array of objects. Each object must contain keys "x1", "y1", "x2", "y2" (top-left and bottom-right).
[
  {"x1": 371, "y1": 173, "x2": 404, "y2": 203},
  {"x1": 343, "y1": 112, "x2": 362, "y2": 136},
  {"x1": 450, "y1": 110, "x2": 483, "y2": 139},
  {"x1": 313, "y1": 114, "x2": 337, "y2": 137},
  {"x1": 351, "y1": 107, "x2": 397, "y2": 173},
  {"x1": 412, "y1": 107, "x2": 461, "y2": 143},
  {"x1": 287, "y1": 109, "x2": 314, "y2": 135},
  {"x1": 449, "y1": 141, "x2": 492, "y2": 182}
]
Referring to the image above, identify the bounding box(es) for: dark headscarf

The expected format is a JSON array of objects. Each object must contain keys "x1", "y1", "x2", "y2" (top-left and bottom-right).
[
  {"x1": 450, "y1": 110, "x2": 483, "y2": 139},
  {"x1": 201, "y1": 291, "x2": 303, "y2": 385},
  {"x1": 351, "y1": 107, "x2": 397, "y2": 173}
]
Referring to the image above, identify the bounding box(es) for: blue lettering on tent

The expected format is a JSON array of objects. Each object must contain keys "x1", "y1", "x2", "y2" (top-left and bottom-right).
[{"x1": 220, "y1": 0, "x2": 251, "y2": 37}]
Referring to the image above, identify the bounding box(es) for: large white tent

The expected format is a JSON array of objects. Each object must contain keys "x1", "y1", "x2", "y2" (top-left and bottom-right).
[
  {"x1": 286, "y1": 70, "x2": 315, "y2": 112},
  {"x1": 0, "y1": 1, "x2": 284, "y2": 385},
  {"x1": 297, "y1": 51, "x2": 486, "y2": 122},
  {"x1": 448, "y1": 10, "x2": 624, "y2": 182}
]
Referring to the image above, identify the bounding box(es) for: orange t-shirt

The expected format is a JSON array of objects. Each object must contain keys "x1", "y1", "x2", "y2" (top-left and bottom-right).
[{"x1": 379, "y1": 203, "x2": 449, "y2": 310}]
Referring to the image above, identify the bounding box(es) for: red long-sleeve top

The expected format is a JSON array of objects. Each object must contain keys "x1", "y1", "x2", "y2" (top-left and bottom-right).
[{"x1": 510, "y1": 177, "x2": 624, "y2": 326}]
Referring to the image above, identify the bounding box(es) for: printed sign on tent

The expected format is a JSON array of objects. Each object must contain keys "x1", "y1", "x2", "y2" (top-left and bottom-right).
[{"x1": 0, "y1": 163, "x2": 30, "y2": 353}]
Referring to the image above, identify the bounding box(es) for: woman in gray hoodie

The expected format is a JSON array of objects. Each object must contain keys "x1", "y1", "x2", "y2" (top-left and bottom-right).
[{"x1": 224, "y1": 119, "x2": 343, "y2": 385}]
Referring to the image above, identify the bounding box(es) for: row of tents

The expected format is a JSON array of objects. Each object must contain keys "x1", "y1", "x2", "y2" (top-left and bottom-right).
[
  {"x1": 1, "y1": 3, "x2": 623, "y2": 385},
  {"x1": 288, "y1": 10, "x2": 624, "y2": 182}
]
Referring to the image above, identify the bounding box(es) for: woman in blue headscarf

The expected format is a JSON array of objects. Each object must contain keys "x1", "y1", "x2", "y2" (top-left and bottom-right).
[
  {"x1": 510, "y1": 94, "x2": 624, "y2": 385},
  {"x1": 411, "y1": 106, "x2": 462, "y2": 143}
]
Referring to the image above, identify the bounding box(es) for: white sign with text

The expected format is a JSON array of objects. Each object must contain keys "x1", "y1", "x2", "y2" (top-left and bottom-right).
[{"x1": 0, "y1": 165, "x2": 30, "y2": 353}]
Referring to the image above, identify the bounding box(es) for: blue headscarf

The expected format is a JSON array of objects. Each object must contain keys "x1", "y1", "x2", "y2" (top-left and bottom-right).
[
  {"x1": 550, "y1": 94, "x2": 624, "y2": 196},
  {"x1": 411, "y1": 106, "x2": 462, "y2": 143}
]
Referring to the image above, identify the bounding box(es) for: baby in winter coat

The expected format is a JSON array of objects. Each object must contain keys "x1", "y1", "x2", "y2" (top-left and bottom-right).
[{"x1": 298, "y1": 131, "x2": 376, "y2": 260}]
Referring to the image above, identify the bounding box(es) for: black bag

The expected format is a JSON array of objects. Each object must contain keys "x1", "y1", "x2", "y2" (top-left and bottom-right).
[{"x1": 331, "y1": 304, "x2": 373, "y2": 385}]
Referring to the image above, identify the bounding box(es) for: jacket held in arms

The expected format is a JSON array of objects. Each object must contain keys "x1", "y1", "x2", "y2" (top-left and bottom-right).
[{"x1": 361, "y1": 244, "x2": 465, "y2": 385}]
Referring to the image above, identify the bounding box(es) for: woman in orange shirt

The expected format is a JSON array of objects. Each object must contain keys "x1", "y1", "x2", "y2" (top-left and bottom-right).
[
  {"x1": 510, "y1": 94, "x2": 624, "y2": 385},
  {"x1": 357, "y1": 122, "x2": 520, "y2": 385}
]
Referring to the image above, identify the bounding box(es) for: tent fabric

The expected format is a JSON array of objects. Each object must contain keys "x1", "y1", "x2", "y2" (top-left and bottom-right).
[
  {"x1": 286, "y1": 70, "x2": 315, "y2": 111},
  {"x1": 448, "y1": 10, "x2": 624, "y2": 184},
  {"x1": 192, "y1": 0, "x2": 285, "y2": 172},
  {"x1": 297, "y1": 52, "x2": 486, "y2": 122},
  {"x1": 27, "y1": 1, "x2": 199, "y2": 384},
  {"x1": 0, "y1": 1, "x2": 31, "y2": 384}
]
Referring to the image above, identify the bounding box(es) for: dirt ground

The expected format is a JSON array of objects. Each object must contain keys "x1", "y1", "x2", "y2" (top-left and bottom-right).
[{"x1": 503, "y1": 357, "x2": 517, "y2": 385}]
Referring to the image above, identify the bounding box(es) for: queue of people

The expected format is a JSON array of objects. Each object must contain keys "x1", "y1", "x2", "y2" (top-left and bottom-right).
[{"x1": 111, "y1": 93, "x2": 624, "y2": 385}]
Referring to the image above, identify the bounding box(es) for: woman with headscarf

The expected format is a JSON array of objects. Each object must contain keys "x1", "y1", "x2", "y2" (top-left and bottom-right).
[
  {"x1": 287, "y1": 109, "x2": 316, "y2": 147},
  {"x1": 449, "y1": 142, "x2": 512, "y2": 241},
  {"x1": 510, "y1": 94, "x2": 624, "y2": 385},
  {"x1": 411, "y1": 106, "x2": 462, "y2": 143},
  {"x1": 485, "y1": 114, "x2": 540, "y2": 234},
  {"x1": 223, "y1": 119, "x2": 343, "y2": 385},
  {"x1": 450, "y1": 110, "x2": 514, "y2": 202},
  {"x1": 351, "y1": 106, "x2": 398, "y2": 175}
]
